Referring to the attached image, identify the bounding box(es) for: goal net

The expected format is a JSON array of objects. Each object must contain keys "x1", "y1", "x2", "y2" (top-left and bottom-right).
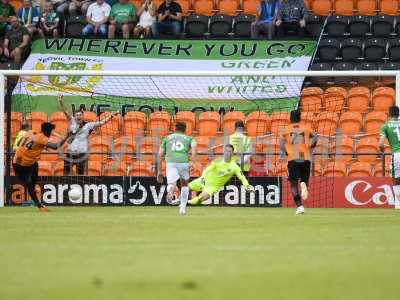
[{"x1": 2, "y1": 70, "x2": 398, "y2": 208}]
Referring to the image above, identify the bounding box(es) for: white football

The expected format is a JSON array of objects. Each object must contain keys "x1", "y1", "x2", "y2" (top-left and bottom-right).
[{"x1": 68, "y1": 187, "x2": 82, "y2": 201}]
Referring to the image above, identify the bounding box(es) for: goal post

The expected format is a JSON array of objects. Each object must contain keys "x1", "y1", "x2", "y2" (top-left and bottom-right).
[{"x1": 1, "y1": 70, "x2": 400, "y2": 208}]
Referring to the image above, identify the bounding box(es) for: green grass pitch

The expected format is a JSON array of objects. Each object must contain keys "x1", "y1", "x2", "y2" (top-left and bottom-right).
[{"x1": 1, "y1": 207, "x2": 399, "y2": 300}]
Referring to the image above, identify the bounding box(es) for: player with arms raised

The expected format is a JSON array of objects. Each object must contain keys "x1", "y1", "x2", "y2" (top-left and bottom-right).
[
  {"x1": 157, "y1": 122, "x2": 197, "y2": 215},
  {"x1": 280, "y1": 110, "x2": 317, "y2": 215},
  {"x1": 13, "y1": 122, "x2": 69, "y2": 212},
  {"x1": 379, "y1": 105, "x2": 400, "y2": 209},
  {"x1": 188, "y1": 144, "x2": 254, "y2": 206}
]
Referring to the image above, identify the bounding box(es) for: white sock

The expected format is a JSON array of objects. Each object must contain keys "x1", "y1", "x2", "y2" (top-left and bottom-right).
[
  {"x1": 180, "y1": 187, "x2": 189, "y2": 208},
  {"x1": 167, "y1": 184, "x2": 174, "y2": 194},
  {"x1": 393, "y1": 185, "x2": 400, "y2": 208}
]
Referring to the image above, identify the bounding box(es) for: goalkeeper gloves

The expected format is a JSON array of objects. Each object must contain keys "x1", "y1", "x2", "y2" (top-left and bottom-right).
[{"x1": 245, "y1": 185, "x2": 255, "y2": 193}]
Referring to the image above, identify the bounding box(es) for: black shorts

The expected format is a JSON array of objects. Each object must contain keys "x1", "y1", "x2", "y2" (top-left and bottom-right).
[
  {"x1": 13, "y1": 162, "x2": 39, "y2": 185},
  {"x1": 64, "y1": 153, "x2": 88, "y2": 175},
  {"x1": 287, "y1": 160, "x2": 311, "y2": 184}
]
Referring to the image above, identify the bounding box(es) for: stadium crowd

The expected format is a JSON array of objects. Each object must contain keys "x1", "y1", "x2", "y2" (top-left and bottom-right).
[{"x1": 0, "y1": 0, "x2": 311, "y2": 66}]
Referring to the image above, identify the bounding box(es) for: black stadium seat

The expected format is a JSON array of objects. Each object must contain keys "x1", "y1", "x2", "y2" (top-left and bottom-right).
[
  {"x1": 310, "y1": 62, "x2": 332, "y2": 71},
  {"x1": 233, "y1": 14, "x2": 255, "y2": 38},
  {"x1": 364, "y1": 38, "x2": 387, "y2": 61},
  {"x1": 371, "y1": 15, "x2": 394, "y2": 37},
  {"x1": 185, "y1": 14, "x2": 209, "y2": 38},
  {"x1": 209, "y1": 14, "x2": 233, "y2": 37},
  {"x1": 348, "y1": 16, "x2": 370, "y2": 37},
  {"x1": 380, "y1": 62, "x2": 400, "y2": 70},
  {"x1": 65, "y1": 15, "x2": 86, "y2": 38},
  {"x1": 341, "y1": 38, "x2": 363, "y2": 61},
  {"x1": 355, "y1": 62, "x2": 378, "y2": 70},
  {"x1": 325, "y1": 15, "x2": 348, "y2": 37},
  {"x1": 333, "y1": 62, "x2": 355, "y2": 71},
  {"x1": 306, "y1": 15, "x2": 324, "y2": 38},
  {"x1": 317, "y1": 38, "x2": 340, "y2": 61},
  {"x1": 388, "y1": 38, "x2": 400, "y2": 61}
]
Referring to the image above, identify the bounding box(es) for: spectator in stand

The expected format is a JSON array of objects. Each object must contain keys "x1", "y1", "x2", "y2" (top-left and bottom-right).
[
  {"x1": 108, "y1": 0, "x2": 136, "y2": 39},
  {"x1": 68, "y1": 0, "x2": 92, "y2": 16},
  {"x1": 3, "y1": 16, "x2": 29, "y2": 65},
  {"x1": 50, "y1": 0, "x2": 70, "y2": 16},
  {"x1": 18, "y1": 0, "x2": 39, "y2": 36},
  {"x1": 251, "y1": 0, "x2": 279, "y2": 39},
  {"x1": 152, "y1": 0, "x2": 181, "y2": 38},
  {"x1": 276, "y1": 0, "x2": 308, "y2": 38},
  {"x1": 39, "y1": 1, "x2": 59, "y2": 38},
  {"x1": 133, "y1": 0, "x2": 155, "y2": 38},
  {"x1": 0, "y1": 0, "x2": 15, "y2": 37},
  {"x1": 82, "y1": 0, "x2": 111, "y2": 37}
]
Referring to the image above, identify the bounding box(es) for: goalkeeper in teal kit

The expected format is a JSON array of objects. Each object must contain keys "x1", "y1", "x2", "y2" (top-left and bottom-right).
[
  {"x1": 188, "y1": 144, "x2": 254, "y2": 205},
  {"x1": 379, "y1": 105, "x2": 400, "y2": 209}
]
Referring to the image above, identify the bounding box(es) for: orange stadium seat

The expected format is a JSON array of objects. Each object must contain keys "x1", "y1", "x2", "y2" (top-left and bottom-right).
[
  {"x1": 270, "y1": 112, "x2": 289, "y2": 135},
  {"x1": 357, "y1": 0, "x2": 377, "y2": 15},
  {"x1": 373, "y1": 159, "x2": 391, "y2": 177},
  {"x1": 347, "y1": 86, "x2": 370, "y2": 112},
  {"x1": 195, "y1": 136, "x2": 211, "y2": 163},
  {"x1": 99, "y1": 112, "x2": 121, "y2": 136},
  {"x1": 89, "y1": 135, "x2": 111, "y2": 160},
  {"x1": 88, "y1": 160, "x2": 102, "y2": 176},
  {"x1": 198, "y1": 111, "x2": 220, "y2": 136},
  {"x1": 137, "y1": 136, "x2": 161, "y2": 162},
  {"x1": 334, "y1": 135, "x2": 355, "y2": 162},
  {"x1": 219, "y1": 0, "x2": 239, "y2": 16},
  {"x1": 148, "y1": 111, "x2": 170, "y2": 137},
  {"x1": 178, "y1": 0, "x2": 192, "y2": 16},
  {"x1": 242, "y1": 0, "x2": 258, "y2": 15},
  {"x1": 312, "y1": 162, "x2": 323, "y2": 176},
  {"x1": 245, "y1": 111, "x2": 270, "y2": 137},
  {"x1": 348, "y1": 161, "x2": 372, "y2": 177},
  {"x1": 263, "y1": 136, "x2": 280, "y2": 166},
  {"x1": 356, "y1": 136, "x2": 379, "y2": 163},
  {"x1": 271, "y1": 161, "x2": 287, "y2": 176},
  {"x1": 53, "y1": 161, "x2": 64, "y2": 176},
  {"x1": 300, "y1": 112, "x2": 315, "y2": 129},
  {"x1": 371, "y1": 87, "x2": 395, "y2": 112},
  {"x1": 26, "y1": 111, "x2": 48, "y2": 132},
  {"x1": 222, "y1": 111, "x2": 245, "y2": 134},
  {"x1": 312, "y1": 137, "x2": 331, "y2": 166},
  {"x1": 300, "y1": 87, "x2": 323, "y2": 112},
  {"x1": 38, "y1": 161, "x2": 53, "y2": 176},
  {"x1": 114, "y1": 136, "x2": 135, "y2": 162},
  {"x1": 103, "y1": 161, "x2": 127, "y2": 176},
  {"x1": 322, "y1": 161, "x2": 347, "y2": 177},
  {"x1": 190, "y1": 161, "x2": 204, "y2": 177},
  {"x1": 175, "y1": 111, "x2": 196, "y2": 135},
  {"x1": 83, "y1": 111, "x2": 97, "y2": 122},
  {"x1": 335, "y1": 0, "x2": 354, "y2": 15},
  {"x1": 364, "y1": 111, "x2": 387, "y2": 134},
  {"x1": 311, "y1": 0, "x2": 333, "y2": 16},
  {"x1": 211, "y1": 136, "x2": 226, "y2": 155},
  {"x1": 380, "y1": 0, "x2": 399, "y2": 16},
  {"x1": 194, "y1": 0, "x2": 214, "y2": 16},
  {"x1": 323, "y1": 87, "x2": 347, "y2": 112},
  {"x1": 50, "y1": 112, "x2": 69, "y2": 135},
  {"x1": 123, "y1": 111, "x2": 146, "y2": 136},
  {"x1": 131, "y1": 0, "x2": 142, "y2": 9},
  {"x1": 128, "y1": 161, "x2": 154, "y2": 176},
  {"x1": 315, "y1": 112, "x2": 339, "y2": 136},
  {"x1": 9, "y1": 112, "x2": 23, "y2": 137},
  {"x1": 338, "y1": 111, "x2": 362, "y2": 135}
]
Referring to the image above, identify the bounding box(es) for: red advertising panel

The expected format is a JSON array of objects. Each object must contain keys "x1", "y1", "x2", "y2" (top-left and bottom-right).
[{"x1": 282, "y1": 177, "x2": 395, "y2": 208}]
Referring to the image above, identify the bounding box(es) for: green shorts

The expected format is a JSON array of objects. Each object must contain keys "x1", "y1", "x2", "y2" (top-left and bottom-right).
[{"x1": 189, "y1": 177, "x2": 221, "y2": 196}]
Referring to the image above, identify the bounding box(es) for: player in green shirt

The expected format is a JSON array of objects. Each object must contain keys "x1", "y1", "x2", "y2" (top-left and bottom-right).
[
  {"x1": 188, "y1": 144, "x2": 254, "y2": 206},
  {"x1": 157, "y1": 122, "x2": 197, "y2": 215},
  {"x1": 108, "y1": 0, "x2": 136, "y2": 39},
  {"x1": 379, "y1": 105, "x2": 400, "y2": 209}
]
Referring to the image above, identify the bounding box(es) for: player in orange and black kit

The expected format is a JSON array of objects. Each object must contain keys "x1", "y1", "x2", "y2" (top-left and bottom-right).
[
  {"x1": 13, "y1": 122, "x2": 69, "y2": 212},
  {"x1": 280, "y1": 110, "x2": 317, "y2": 215}
]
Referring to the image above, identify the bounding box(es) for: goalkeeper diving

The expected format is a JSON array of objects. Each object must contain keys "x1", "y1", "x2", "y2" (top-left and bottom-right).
[{"x1": 188, "y1": 144, "x2": 255, "y2": 206}]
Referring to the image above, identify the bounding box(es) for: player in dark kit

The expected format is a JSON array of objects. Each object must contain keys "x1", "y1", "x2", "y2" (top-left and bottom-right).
[
  {"x1": 13, "y1": 122, "x2": 69, "y2": 212},
  {"x1": 280, "y1": 110, "x2": 317, "y2": 214}
]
